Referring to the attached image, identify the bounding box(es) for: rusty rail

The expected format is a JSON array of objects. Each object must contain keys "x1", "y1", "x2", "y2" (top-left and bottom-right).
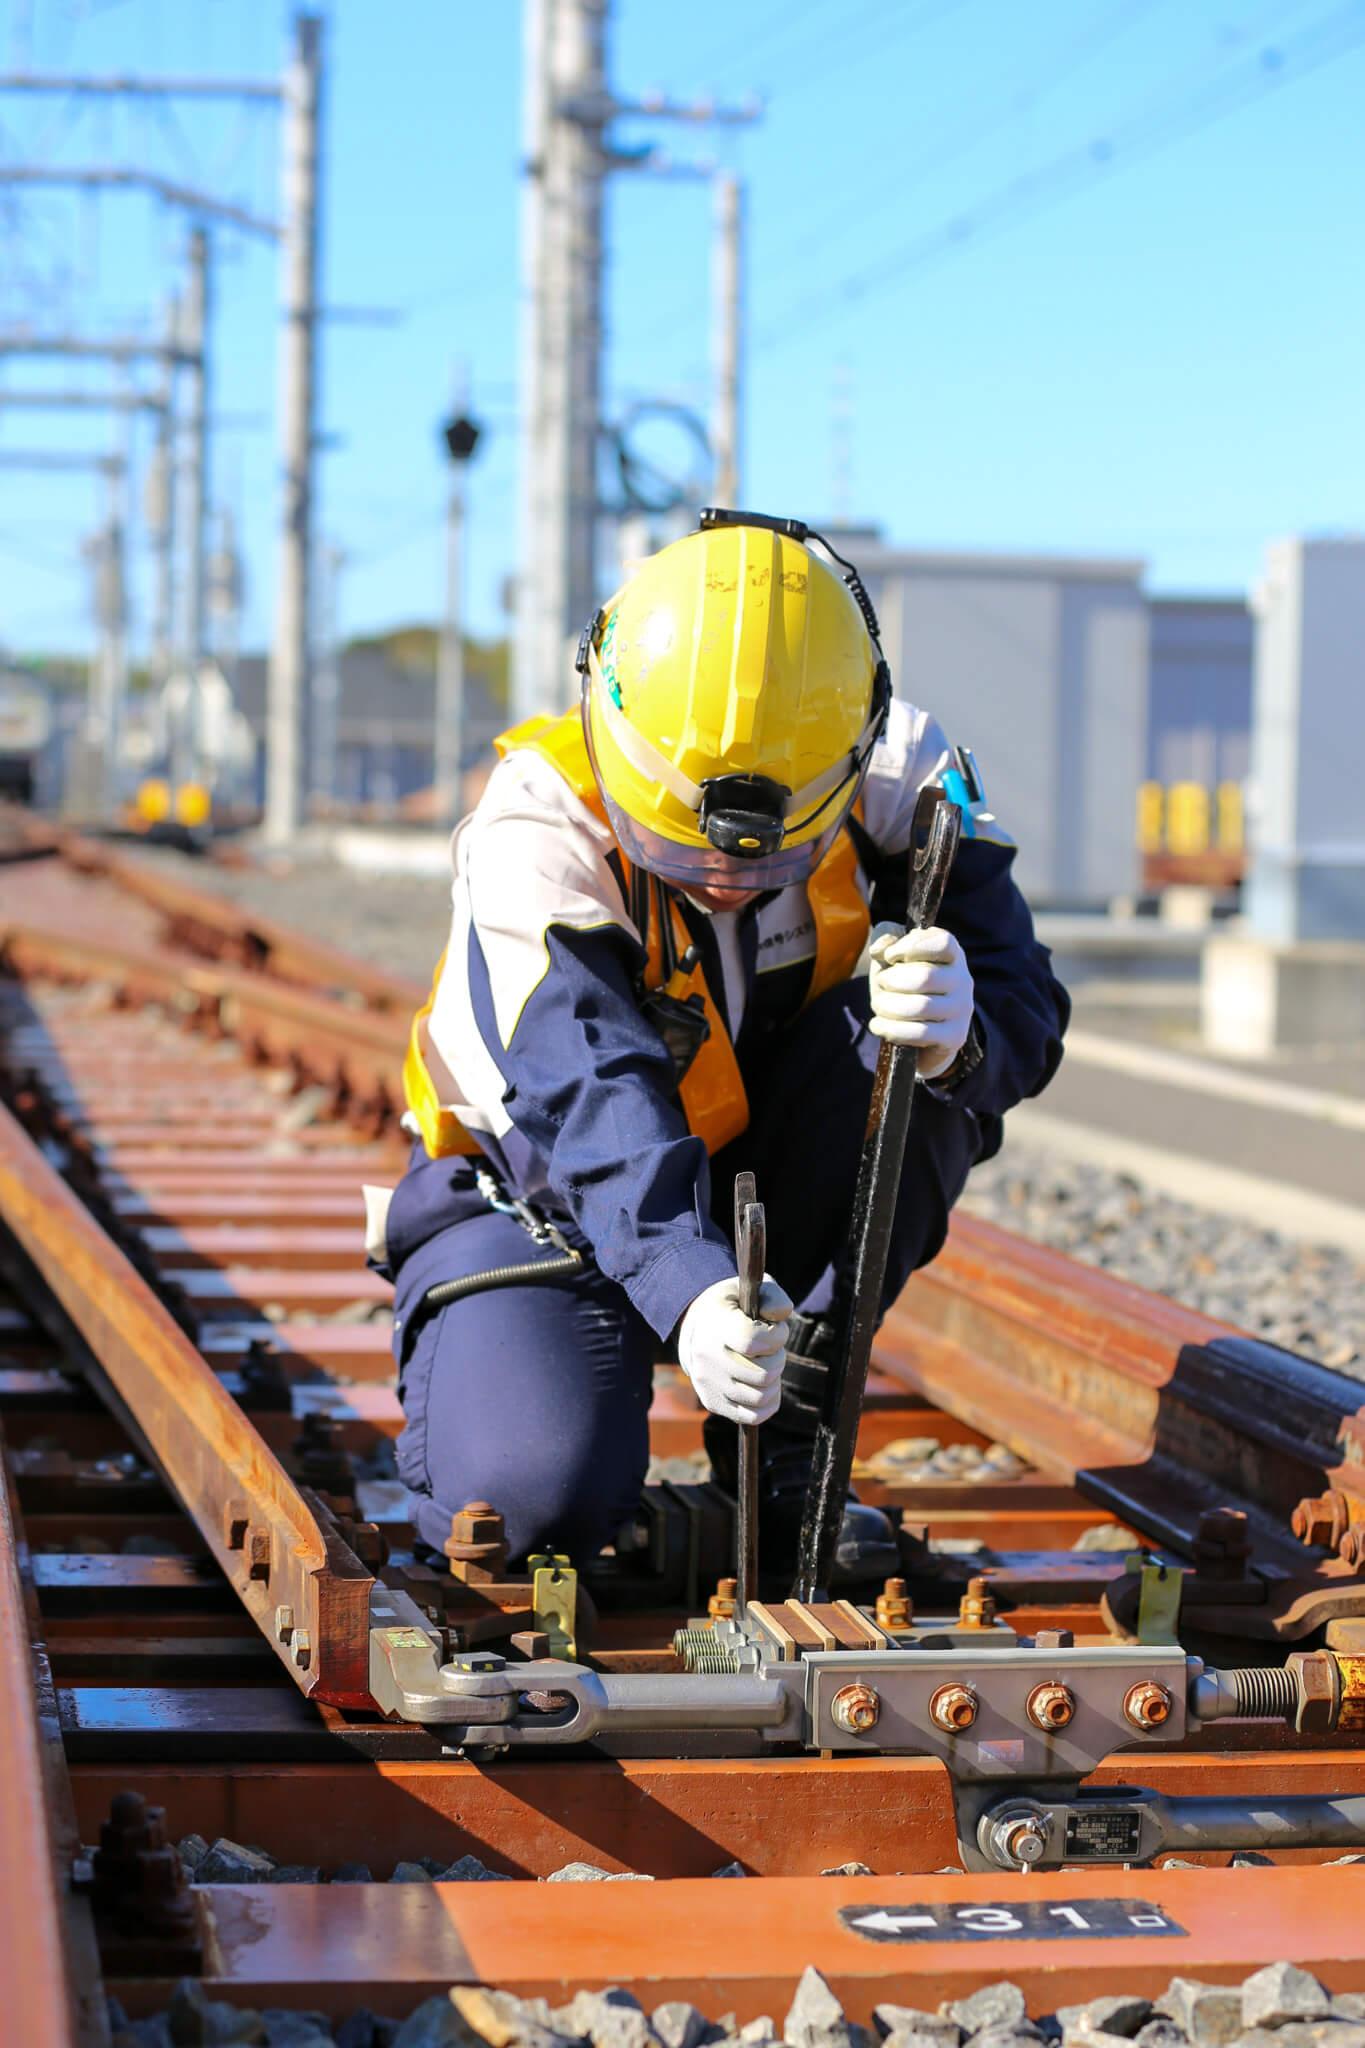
[
  {"x1": 0, "y1": 1098, "x2": 374, "y2": 1705},
  {"x1": 0, "y1": 800, "x2": 424, "y2": 1014},
  {"x1": 11, "y1": 839, "x2": 1365, "y2": 1586},
  {"x1": 881, "y1": 1214, "x2": 1365, "y2": 1573},
  {"x1": 0, "y1": 923, "x2": 406, "y2": 1131},
  {"x1": 8, "y1": 838, "x2": 1365, "y2": 2020},
  {"x1": 0, "y1": 1427, "x2": 99, "y2": 2044}
]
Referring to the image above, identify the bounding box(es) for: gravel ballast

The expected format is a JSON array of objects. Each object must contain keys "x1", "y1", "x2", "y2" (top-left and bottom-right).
[
  {"x1": 958, "y1": 1146, "x2": 1365, "y2": 1378},
  {"x1": 110, "y1": 1964, "x2": 1365, "y2": 2048}
]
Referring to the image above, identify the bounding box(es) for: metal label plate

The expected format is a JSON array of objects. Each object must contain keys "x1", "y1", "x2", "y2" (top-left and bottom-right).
[
  {"x1": 839, "y1": 1899, "x2": 1187, "y2": 1943},
  {"x1": 1064, "y1": 1809, "x2": 1144, "y2": 1859}
]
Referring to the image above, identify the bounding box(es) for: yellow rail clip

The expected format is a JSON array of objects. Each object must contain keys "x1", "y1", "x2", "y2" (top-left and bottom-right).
[
  {"x1": 528, "y1": 1552, "x2": 578, "y2": 1662},
  {"x1": 1131, "y1": 1557, "x2": 1183, "y2": 1645}
]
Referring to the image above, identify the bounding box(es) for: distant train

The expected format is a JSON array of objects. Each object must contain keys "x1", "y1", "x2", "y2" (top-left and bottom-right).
[{"x1": 0, "y1": 666, "x2": 53, "y2": 806}]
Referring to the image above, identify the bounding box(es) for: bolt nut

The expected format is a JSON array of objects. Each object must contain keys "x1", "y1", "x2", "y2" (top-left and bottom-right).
[
  {"x1": 984, "y1": 1806, "x2": 1049, "y2": 1869},
  {"x1": 958, "y1": 1575, "x2": 996, "y2": 1629},
  {"x1": 450, "y1": 1501, "x2": 505, "y2": 1547},
  {"x1": 875, "y1": 1576, "x2": 911, "y2": 1631},
  {"x1": 708, "y1": 1577, "x2": 738, "y2": 1622},
  {"x1": 223, "y1": 1499, "x2": 249, "y2": 1550},
  {"x1": 1000, "y1": 1816, "x2": 1048, "y2": 1866},
  {"x1": 1288, "y1": 1648, "x2": 1341, "y2": 1735},
  {"x1": 1026, "y1": 1681, "x2": 1075, "y2": 1731},
  {"x1": 292, "y1": 1629, "x2": 311, "y2": 1671},
  {"x1": 1340, "y1": 1528, "x2": 1365, "y2": 1570},
  {"x1": 247, "y1": 1528, "x2": 271, "y2": 1582},
  {"x1": 1034, "y1": 1628, "x2": 1074, "y2": 1650},
  {"x1": 929, "y1": 1682, "x2": 978, "y2": 1732},
  {"x1": 830, "y1": 1683, "x2": 880, "y2": 1736},
  {"x1": 274, "y1": 1604, "x2": 295, "y2": 1643},
  {"x1": 1292, "y1": 1489, "x2": 1352, "y2": 1552},
  {"x1": 1124, "y1": 1679, "x2": 1174, "y2": 1731}
]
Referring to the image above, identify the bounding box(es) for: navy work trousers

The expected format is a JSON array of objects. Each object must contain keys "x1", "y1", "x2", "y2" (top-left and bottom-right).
[{"x1": 390, "y1": 979, "x2": 987, "y2": 1562}]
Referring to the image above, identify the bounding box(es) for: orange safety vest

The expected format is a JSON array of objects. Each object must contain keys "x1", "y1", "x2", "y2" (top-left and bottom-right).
[{"x1": 403, "y1": 711, "x2": 870, "y2": 1160}]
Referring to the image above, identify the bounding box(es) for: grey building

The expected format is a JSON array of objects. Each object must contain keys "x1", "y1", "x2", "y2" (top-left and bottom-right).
[
  {"x1": 1146, "y1": 598, "x2": 1253, "y2": 790},
  {"x1": 857, "y1": 541, "x2": 1149, "y2": 907},
  {"x1": 232, "y1": 647, "x2": 505, "y2": 810}
]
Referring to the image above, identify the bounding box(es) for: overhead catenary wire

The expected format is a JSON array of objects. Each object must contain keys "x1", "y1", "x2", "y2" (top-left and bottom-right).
[
  {"x1": 624, "y1": 0, "x2": 978, "y2": 357},
  {"x1": 761, "y1": 0, "x2": 1172, "y2": 283},
  {"x1": 754, "y1": 0, "x2": 1365, "y2": 352}
]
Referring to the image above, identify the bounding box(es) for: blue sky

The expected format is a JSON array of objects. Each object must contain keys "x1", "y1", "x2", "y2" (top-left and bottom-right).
[{"x1": 1, "y1": 0, "x2": 1363, "y2": 659}]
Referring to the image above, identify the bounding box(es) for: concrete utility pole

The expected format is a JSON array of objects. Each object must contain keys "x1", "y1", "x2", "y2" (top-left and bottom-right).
[
  {"x1": 147, "y1": 297, "x2": 179, "y2": 693},
  {"x1": 517, "y1": 0, "x2": 605, "y2": 726},
  {"x1": 711, "y1": 173, "x2": 743, "y2": 509},
  {"x1": 264, "y1": 11, "x2": 323, "y2": 846},
  {"x1": 176, "y1": 226, "x2": 211, "y2": 788},
  {"x1": 436, "y1": 400, "x2": 482, "y2": 827},
  {"x1": 95, "y1": 455, "x2": 129, "y2": 815},
  {"x1": 436, "y1": 473, "x2": 468, "y2": 826},
  {"x1": 209, "y1": 507, "x2": 244, "y2": 684},
  {"x1": 514, "y1": 0, "x2": 760, "y2": 723},
  {"x1": 310, "y1": 539, "x2": 343, "y2": 810}
]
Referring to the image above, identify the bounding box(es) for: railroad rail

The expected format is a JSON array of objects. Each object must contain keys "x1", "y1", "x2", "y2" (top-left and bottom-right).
[{"x1": 4, "y1": 823, "x2": 1365, "y2": 2041}]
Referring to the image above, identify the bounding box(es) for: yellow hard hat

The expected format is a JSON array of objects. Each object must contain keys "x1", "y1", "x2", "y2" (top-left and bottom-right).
[{"x1": 577, "y1": 509, "x2": 890, "y2": 891}]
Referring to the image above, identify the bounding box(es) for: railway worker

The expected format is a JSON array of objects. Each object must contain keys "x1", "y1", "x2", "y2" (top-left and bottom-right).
[{"x1": 379, "y1": 509, "x2": 1068, "y2": 1589}]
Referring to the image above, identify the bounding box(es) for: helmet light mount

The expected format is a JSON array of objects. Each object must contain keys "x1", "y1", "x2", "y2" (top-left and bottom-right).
[{"x1": 698, "y1": 772, "x2": 788, "y2": 858}]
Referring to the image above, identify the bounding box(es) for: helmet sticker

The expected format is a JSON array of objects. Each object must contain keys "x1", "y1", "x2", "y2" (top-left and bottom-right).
[{"x1": 599, "y1": 612, "x2": 623, "y2": 707}]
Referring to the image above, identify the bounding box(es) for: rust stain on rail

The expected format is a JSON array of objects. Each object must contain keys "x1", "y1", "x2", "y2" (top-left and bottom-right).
[
  {"x1": 879, "y1": 1214, "x2": 1365, "y2": 1571},
  {"x1": 0, "y1": 1100, "x2": 373, "y2": 1706},
  {"x1": 0, "y1": 1428, "x2": 93, "y2": 2043}
]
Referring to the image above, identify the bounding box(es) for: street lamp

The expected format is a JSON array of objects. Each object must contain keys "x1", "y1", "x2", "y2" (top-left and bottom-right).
[{"x1": 436, "y1": 407, "x2": 482, "y2": 826}]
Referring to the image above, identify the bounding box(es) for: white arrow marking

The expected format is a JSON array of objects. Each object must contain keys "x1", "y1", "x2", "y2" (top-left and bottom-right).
[{"x1": 851, "y1": 1910, "x2": 939, "y2": 1934}]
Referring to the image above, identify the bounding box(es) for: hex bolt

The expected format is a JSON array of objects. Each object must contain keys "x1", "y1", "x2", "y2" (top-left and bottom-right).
[
  {"x1": 1193, "y1": 1506, "x2": 1254, "y2": 1581},
  {"x1": 1034, "y1": 1628, "x2": 1074, "y2": 1650},
  {"x1": 445, "y1": 1500, "x2": 509, "y2": 1584},
  {"x1": 958, "y1": 1575, "x2": 996, "y2": 1629},
  {"x1": 293, "y1": 1629, "x2": 312, "y2": 1671},
  {"x1": 92, "y1": 1788, "x2": 197, "y2": 1944},
  {"x1": 1026, "y1": 1681, "x2": 1076, "y2": 1731},
  {"x1": 344, "y1": 1518, "x2": 389, "y2": 1570},
  {"x1": 830, "y1": 1683, "x2": 881, "y2": 1736},
  {"x1": 1291, "y1": 1489, "x2": 1352, "y2": 1552},
  {"x1": 708, "y1": 1576, "x2": 738, "y2": 1622},
  {"x1": 929, "y1": 1682, "x2": 978, "y2": 1732},
  {"x1": 274, "y1": 1605, "x2": 295, "y2": 1644},
  {"x1": 875, "y1": 1577, "x2": 911, "y2": 1631},
  {"x1": 1124, "y1": 1679, "x2": 1174, "y2": 1731},
  {"x1": 1288, "y1": 1647, "x2": 1342, "y2": 1734}
]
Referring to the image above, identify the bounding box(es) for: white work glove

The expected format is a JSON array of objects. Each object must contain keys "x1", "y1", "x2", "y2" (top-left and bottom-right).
[
  {"x1": 869, "y1": 923, "x2": 975, "y2": 1079},
  {"x1": 677, "y1": 1273, "x2": 793, "y2": 1426}
]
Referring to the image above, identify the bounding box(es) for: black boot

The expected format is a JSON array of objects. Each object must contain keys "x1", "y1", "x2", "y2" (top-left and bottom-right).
[{"x1": 703, "y1": 1312, "x2": 901, "y2": 1594}]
